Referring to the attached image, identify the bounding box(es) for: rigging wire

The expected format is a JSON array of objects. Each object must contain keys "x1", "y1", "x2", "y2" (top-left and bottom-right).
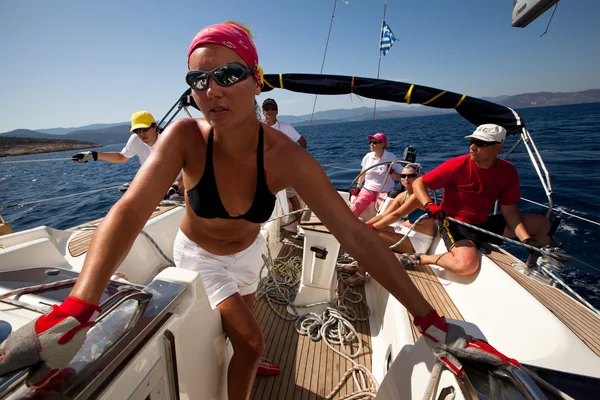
[
  {"x1": 520, "y1": 197, "x2": 600, "y2": 226},
  {"x1": 0, "y1": 184, "x2": 122, "y2": 211},
  {"x1": 0, "y1": 157, "x2": 73, "y2": 164},
  {"x1": 540, "y1": 2, "x2": 559, "y2": 38},
  {"x1": 306, "y1": 0, "x2": 338, "y2": 143}
]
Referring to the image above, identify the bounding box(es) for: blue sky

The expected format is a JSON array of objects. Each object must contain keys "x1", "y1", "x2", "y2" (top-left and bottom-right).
[{"x1": 1, "y1": 0, "x2": 599, "y2": 132}]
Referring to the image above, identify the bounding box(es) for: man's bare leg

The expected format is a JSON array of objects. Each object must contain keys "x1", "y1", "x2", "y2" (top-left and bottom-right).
[{"x1": 420, "y1": 239, "x2": 481, "y2": 276}]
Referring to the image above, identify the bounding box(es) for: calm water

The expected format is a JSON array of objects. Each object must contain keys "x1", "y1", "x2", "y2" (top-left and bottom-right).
[{"x1": 1, "y1": 102, "x2": 599, "y2": 307}]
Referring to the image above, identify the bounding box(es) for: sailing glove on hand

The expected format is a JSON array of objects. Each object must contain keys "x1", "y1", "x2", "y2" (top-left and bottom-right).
[
  {"x1": 0, "y1": 296, "x2": 101, "y2": 387},
  {"x1": 351, "y1": 187, "x2": 360, "y2": 197},
  {"x1": 413, "y1": 310, "x2": 520, "y2": 378},
  {"x1": 164, "y1": 185, "x2": 180, "y2": 200},
  {"x1": 424, "y1": 202, "x2": 445, "y2": 221},
  {"x1": 522, "y1": 238, "x2": 543, "y2": 255},
  {"x1": 71, "y1": 151, "x2": 98, "y2": 163}
]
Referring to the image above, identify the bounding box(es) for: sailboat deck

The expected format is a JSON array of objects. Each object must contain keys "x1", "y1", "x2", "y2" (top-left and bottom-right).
[
  {"x1": 67, "y1": 203, "x2": 181, "y2": 257},
  {"x1": 251, "y1": 230, "x2": 372, "y2": 400},
  {"x1": 483, "y1": 243, "x2": 600, "y2": 357},
  {"x1": 402, "y1": 260, "x2": 465, "y2": 340}
]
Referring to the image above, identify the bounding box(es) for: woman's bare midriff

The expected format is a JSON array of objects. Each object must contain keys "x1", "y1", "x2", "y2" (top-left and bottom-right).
[
  {"x1": 179, "y1": 209, "x2": 261, "y2": 256},
  {"x1": 402, "y1": 218, "x2": 435, "y2": 236}
]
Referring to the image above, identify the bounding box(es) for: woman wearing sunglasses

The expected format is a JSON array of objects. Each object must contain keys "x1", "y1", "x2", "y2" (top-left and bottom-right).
[
  {"x1": 341, "y1": 163, "x2": 435, "y2": 286},
  {"x1": 350, "y1": 132, "x2": 400, "y2": 218},
  {"x1": 0, "y1": 22, "x2": 501, "y2": 399}
]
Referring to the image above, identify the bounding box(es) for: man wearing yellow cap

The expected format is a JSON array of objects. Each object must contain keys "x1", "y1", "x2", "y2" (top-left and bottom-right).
[{"x1": 72, "y1": 111, "x2": 183, "y2": 197}]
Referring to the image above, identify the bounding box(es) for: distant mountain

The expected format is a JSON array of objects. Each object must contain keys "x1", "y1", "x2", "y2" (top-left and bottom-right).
[
  {"x1": 3, "y1": 89, "x2": 599, "y2": 137},
  {"x1": 499, "y1": 89, "x2": 600, "y2": 109},
  {"x1": 280, "y1": 104, "x2": 451, "y2": 125},
  {"x1": 481, "y1": 95, "x2": 509, "y2": 102},
  {"x1": 0, "y1": 136, "x2": 101, "y2": 157},
  {"x1": 0, "y1": 129, "x2": 59, "y2": 140},
  {"x1": 0, "y1": 125, "x2": 131, "y2": 146},
  {"x1": 37, "y1": 122, "x2": 128, "y2": 135}
]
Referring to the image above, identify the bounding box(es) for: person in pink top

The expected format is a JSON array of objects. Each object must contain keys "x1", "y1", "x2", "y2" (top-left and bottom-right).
[
  {"x1": 410, "y1": 124, "x2": 551, "y2": 275},
  {"x1": 351, "y1": 132, "x2": 400, "y2": 217}
]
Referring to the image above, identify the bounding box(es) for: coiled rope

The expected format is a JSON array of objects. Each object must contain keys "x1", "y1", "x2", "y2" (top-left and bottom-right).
[
  {"x1": 256, "y1": 226, "x2": 377, "y2": 398},
  {"x1": 256, "y1": 227, "x2": 379, "y2": 399}
]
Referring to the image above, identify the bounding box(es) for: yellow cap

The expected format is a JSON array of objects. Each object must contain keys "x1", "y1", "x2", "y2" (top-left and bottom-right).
[{"x1": 130, "y1": 111, "x2": 155, "y2": 132}]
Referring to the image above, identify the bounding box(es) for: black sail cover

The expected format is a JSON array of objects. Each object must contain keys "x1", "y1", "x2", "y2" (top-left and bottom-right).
[{"x1": 178, "y1": 73, "x2": 525, "y2": 135}]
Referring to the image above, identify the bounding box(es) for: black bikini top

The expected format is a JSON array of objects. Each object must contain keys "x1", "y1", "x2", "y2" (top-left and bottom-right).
[{"x1": 187, "y1": 126, "x2": 276, "y2": 223}]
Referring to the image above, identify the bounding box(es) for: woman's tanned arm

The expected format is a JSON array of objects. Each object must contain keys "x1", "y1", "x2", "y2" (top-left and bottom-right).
[{"x1": 289, "y1": 151, "x2": 433, "y2": 318}]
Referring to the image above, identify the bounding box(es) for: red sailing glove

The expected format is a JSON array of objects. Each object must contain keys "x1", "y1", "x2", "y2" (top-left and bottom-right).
[
  {"x1": 352, "y1": 187, "x2": 360, "y2": 197},
  {"x1": 413, "y1": 310, "x2": 520, "y2": 378},
  {"x1": 0, "y1": 296, "x2": 101, "y2": 387},
  {"x1": 424, "y1": 202, "x2": 446, "y2": 221}
]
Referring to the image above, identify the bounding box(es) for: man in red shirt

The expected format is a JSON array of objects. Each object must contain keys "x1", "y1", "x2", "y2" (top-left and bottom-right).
[{"x1": 411, "y1": 124, "x2": 550, "y2": 275}]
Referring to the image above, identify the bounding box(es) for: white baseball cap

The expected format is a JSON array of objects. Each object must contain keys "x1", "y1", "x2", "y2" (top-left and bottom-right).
[{"x1": 465, "y1": 124, "x2": 507, "y2": 143}]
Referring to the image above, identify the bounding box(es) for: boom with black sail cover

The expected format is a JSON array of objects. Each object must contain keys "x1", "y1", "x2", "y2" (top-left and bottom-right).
[{"x1": 170, "y1": 73, "x2": 525, "y2": 135}]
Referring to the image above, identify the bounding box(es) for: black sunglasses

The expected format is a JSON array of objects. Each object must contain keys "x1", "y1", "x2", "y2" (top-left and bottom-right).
[
  {"x1": 369, "y1": 141, "x2": 382, "y2": 145},
  {"x1": 263, "y1": 106, "x2": 277, "y2": 111},
  {"x1": 470, "y1": 138, "x2": 499, "y2": 147},
  {"x1": 133, "y1": 125, "x2": 154, "y2": 134},
  {"x1": 400, "y1": 173, "x2": 417, "y2": 179},
  {"x1": 186, "y1": 63, "x2": 256, "y2": 91}
]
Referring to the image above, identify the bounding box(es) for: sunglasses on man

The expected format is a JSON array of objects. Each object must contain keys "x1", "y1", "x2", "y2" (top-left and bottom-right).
[
  {"x1": 263, "y1": 105, "x2": 277, "y2": 111},
  {"x1": 186, "y1": 63, "x2": 256, "y2": 91},
  {"x1": 133, "y1": 125, "x2": 155, "y2": 135},
  {"x1": 470, "y1": 138, "x2": 499, "y2": 148},
  {"x1": 369, "y1": 141, "x2": 382, "y2": 145}
]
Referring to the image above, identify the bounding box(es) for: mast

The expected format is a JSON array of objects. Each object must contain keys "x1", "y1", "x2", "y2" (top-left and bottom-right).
[{"x1": 372, "y1": 0, "x2": 388, "y2": 128}]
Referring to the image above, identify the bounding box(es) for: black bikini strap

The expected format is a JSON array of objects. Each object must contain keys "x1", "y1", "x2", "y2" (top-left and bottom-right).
[
  {"x1": 205, "y1": 129, "x2": 215, "y2": 172},
  {"x1": 256, "y1": 125, "x2": 265, "y2": 182}
]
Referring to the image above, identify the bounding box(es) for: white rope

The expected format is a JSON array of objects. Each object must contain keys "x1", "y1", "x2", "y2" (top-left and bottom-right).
[
  {"x1": 258, "y1": 239, "x2": 378, "y2": 398},
  {"x1": 386, "y1": 213, "x2": 429, "y2": 249}
]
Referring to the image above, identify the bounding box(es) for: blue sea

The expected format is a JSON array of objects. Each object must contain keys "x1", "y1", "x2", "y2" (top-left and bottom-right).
[{"x1": 1, "y1": 102, "x2": 599, "y2": 308}]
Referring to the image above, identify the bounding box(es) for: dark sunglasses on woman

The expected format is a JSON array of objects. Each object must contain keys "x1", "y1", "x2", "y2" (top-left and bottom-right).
[
  {"x1": 369, "y1": 141, "x2": 382, "y2": 145},
  {"x1": 400, "y1": 173, "x2": 417, "y2": 179},
  {"x1": 186, "y1": 63, "x2": 256, "y2": 91},
  {"x1": 470, "y1": 138, "x2": 499, "y2": 147}
]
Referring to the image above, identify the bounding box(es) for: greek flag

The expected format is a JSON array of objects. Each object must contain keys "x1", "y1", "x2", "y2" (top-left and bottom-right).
[{"x1": 380, "y1": 21, "x2": 398, "y2": 56}]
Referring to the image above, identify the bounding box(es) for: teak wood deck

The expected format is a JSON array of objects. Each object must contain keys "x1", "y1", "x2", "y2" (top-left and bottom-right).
[
  {"x1": 64, "y1": 208, "x2": 600, "y2": 397},
  {"x1": 252, "y1": 219, "x2": 600, "y2": 398},
  {"x1": 483, "y1": 243, "x2": 600, "y2": 357},
  {"x1": 67, "y1": 204, "x2": 180, "y2": 257},
  {"x1": 251, "y1": 229, "x2": 373, "y2": 400}
]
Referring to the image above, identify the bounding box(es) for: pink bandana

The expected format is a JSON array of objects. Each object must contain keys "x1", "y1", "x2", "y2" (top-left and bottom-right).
[{"x1": 187, "y1": 23, "x2": 260, "y2": 84}]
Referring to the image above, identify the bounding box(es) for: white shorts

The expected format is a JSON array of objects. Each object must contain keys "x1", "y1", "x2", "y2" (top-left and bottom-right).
[
  {"x1": 286, "y1": 187, "x2": 298, "y2": 198},
  {"x1": 173, "y1": 230, "x2": 266, "y2": 308},
  {"x1": 393, "y1": 224, "x2": 434, "y2": 254}
]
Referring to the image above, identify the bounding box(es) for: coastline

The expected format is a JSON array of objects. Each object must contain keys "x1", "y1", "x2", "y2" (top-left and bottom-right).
[{"x1": 0, "y1": 137, "x2": 102, "y2": 158}]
